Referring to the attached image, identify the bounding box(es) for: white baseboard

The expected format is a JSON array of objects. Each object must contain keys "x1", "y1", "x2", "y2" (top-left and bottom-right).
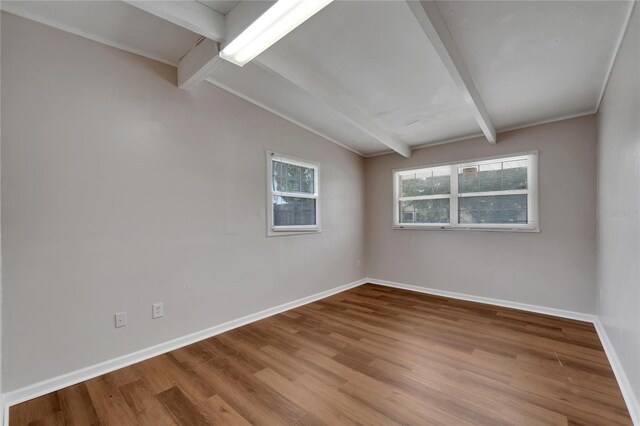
[
  {"x1": 3, "y1": 278, "x2": 637, "y2": 426},
  {"x1": 1, "y1": 277, "x2": 368, "y2": 424},
  {"x1": 366, "y1": 278, "x2": 596, "y2": 322},
  {"x1": 1, "y1": 397, "x2": 6, "y2": 426},
  {"x1": 594, "y1": 318, "x2": 640, "y2": 426}
]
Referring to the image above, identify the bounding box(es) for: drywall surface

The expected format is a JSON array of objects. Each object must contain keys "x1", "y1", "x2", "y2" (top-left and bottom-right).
[
  {"x1": 0, "y1": 7, "x2": 3, "y2": 407},
  {"x1": 365, "y1": 115, "x2": 598, "y2": 313},
  {"x1": 0, "y1": 13, "x2": 365, "y2": 391},
  {"x1": 596, "y1": 3, "x2": 640, "y2": 412}
]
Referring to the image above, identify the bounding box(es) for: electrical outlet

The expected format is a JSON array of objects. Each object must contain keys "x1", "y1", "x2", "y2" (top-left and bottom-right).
[
  {"x1": 356, "y1": 259, "x2": 361, "y2": 268},
  {"x1": 115, "y1": 312, "x2": 127, "y2": 328},
  {"x1": 153, "y1": 303, "x2": 164, "y2": 319}
]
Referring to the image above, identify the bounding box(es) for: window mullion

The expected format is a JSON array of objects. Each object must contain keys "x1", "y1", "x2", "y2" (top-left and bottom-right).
[
  {"x1": 450, "y1": 165, "x2": 458, "y2": 227},
  {"x1": 458, "y1": 189, "x2": 529, "y2": 198},
  {"x1": 527, "y1": 153, "x2": 536, "y2": 228},
  {"x1": 273, "y1": 191, "x2": 317, "y2": 199},
  {"x1": 399, "y1": 194, "x2": 450, "y2": 202}
]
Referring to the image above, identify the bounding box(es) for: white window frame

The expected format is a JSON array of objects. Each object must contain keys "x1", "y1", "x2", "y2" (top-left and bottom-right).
[
  {"x1": 393, "y1": 151, "x2": 539, "y2": 232},
  {"x1": 267, "y1": 151, "x2": 320, "y2": 237}
]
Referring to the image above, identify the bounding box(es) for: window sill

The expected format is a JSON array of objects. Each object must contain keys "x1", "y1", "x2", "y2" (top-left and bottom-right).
[
  {"x1": 392, "y1": 225, "x2": 540, "y2": 233},
  {"x1": 268, "y1": 228, "x2": 321, "y2": 237}
]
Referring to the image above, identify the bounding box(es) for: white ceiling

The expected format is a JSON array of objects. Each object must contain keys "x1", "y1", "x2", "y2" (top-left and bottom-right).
[
  {"x1": 206, "y1": 62, "x2": 389, "y2": 154},
  {"x1": 198, "y1": 0, "x2": 240, "y2": 15},
  {"x1": 0, "y1": 1, "x2": 633, "y2": 156},
  {"x1": 0, "y1": 1, "x2": 202, "y2": 65},
  {"x1": 438, "y1": 0, "x2": 631, "y2": 130},
  {"x1": 263, "y1": 1, "x2": 481, "y2": 148}
]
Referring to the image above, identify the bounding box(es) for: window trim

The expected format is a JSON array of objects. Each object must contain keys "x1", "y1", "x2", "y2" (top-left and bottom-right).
[
  {"x1": 266, "y1": 151, "x2": 321, "y2": 237},
  {"x1": 392, "y1": 151, "x2": 539, "y2": 232}
]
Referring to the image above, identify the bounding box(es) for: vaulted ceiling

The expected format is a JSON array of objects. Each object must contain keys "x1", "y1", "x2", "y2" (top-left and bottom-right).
[{"x1": 1, "y1": 0, "x2": 634, "y2": 156}]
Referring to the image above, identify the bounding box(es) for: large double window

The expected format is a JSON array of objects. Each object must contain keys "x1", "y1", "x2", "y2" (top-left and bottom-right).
[
  {"x1": 393, "y1": 152, "x2": 538, "y2": 231},
  {"x1": 267, "y1": 152, "x2": 320, "y2": 235}
]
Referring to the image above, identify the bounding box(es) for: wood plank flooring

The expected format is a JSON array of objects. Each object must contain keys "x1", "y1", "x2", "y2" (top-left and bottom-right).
[{"x1": 10, "y1": 284, "x2": 632, "y2": 425}]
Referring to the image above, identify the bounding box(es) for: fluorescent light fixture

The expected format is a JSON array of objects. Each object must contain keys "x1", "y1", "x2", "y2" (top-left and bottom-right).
[{"x1": 220, "y1": 0, "x2": 333, "y2": 67}]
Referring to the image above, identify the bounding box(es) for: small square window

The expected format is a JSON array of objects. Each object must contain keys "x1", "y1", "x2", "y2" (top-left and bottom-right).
[{"x1": 267, "y1": 152, "x2": 320, "y2": 236}]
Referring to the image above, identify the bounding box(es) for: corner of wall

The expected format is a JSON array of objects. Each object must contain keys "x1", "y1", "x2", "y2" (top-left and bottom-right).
[
  {"x1": 594, "y1": 2, "x2": 640, "y2": 424},
  {"x1": 0, "y1": 7, "x2": 5, "y2": 423},
  {"x1": 594, "y1": 318, "x2": 640, "y2": 425}
]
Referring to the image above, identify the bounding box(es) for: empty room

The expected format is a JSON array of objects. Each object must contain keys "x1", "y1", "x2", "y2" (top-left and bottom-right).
[{"x1": 0, "y1": 0, "x2": 639, "y2": 424}]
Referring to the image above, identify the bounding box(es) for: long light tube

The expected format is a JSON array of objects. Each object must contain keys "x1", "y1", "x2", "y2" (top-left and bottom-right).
[{"x1": 220, "y1": 0, "x2": 333, "y2": 67}]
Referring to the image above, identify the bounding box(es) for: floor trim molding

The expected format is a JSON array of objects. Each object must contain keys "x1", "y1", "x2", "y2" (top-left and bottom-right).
[
  {"x1": 367, "y1": 277, "x2": 596, "y2": 322},
  {"x1": 594, "y1": 318, "x2": 640, "y2": 426},
  {"x1": 1, "y1": 278, "x2": 368, "y2": 423},
  {"x1": 1, "y1": 398, "x2": 6, "y2": 426},
  {"x1": 3, "y1": 278, "x2": 638, "y2": 426}
]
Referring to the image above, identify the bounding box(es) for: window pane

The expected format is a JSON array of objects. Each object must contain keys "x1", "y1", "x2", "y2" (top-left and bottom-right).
[
  {"x1": 272, "y1": 160, "x2": 314, "y2": 194},
  {"x1": 459, "y1": 194, "x2": 527, "y2": 224},
  {"x1": 458, "y1": 158, "x2": 528, "y2": 193},
  {"x1": 399, "y1": 199, "x2": 450, "y2": 224},
  {"x1": 273, "y1": 196, "x2": 316, "y2": 226},
  {"x1": 400, "y1": 166, "x2": 450, "y2": 197}
]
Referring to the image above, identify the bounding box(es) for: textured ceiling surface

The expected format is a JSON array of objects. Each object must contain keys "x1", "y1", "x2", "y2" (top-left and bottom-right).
[{"x1": 0, "y1": 0, "x2": 632, "y2": 155}]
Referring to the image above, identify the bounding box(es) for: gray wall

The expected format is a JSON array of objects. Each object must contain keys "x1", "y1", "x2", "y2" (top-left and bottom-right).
[
  {"x1": 365, "y1": 115, "x2": 598, "y2": 313},
  {"x1": 0, "y1": 13, "x2": 366, "y2": 392},
  {"x1": 0, "y1": 7, "x2": 3, "y2": 404},
  {"x1": 597, "y1": 3, "x2": 640, "y2": 412}
]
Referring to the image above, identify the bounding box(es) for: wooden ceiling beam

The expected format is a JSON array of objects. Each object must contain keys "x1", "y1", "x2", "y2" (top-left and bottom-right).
[
  {"x1": 406, "y1": 0, "x2": 497, "y2": 144},
  {"x1": 255, "y1": 50, "x2": 412, "y2": 158},
  {"x1": 124, "y1": 1, "x2": 225, "y2": 42}
]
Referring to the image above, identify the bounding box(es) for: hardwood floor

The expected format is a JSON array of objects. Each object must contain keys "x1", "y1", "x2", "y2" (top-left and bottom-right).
[{"x1": 10, "y1": 284, "x2": 632, "y2": 425}]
